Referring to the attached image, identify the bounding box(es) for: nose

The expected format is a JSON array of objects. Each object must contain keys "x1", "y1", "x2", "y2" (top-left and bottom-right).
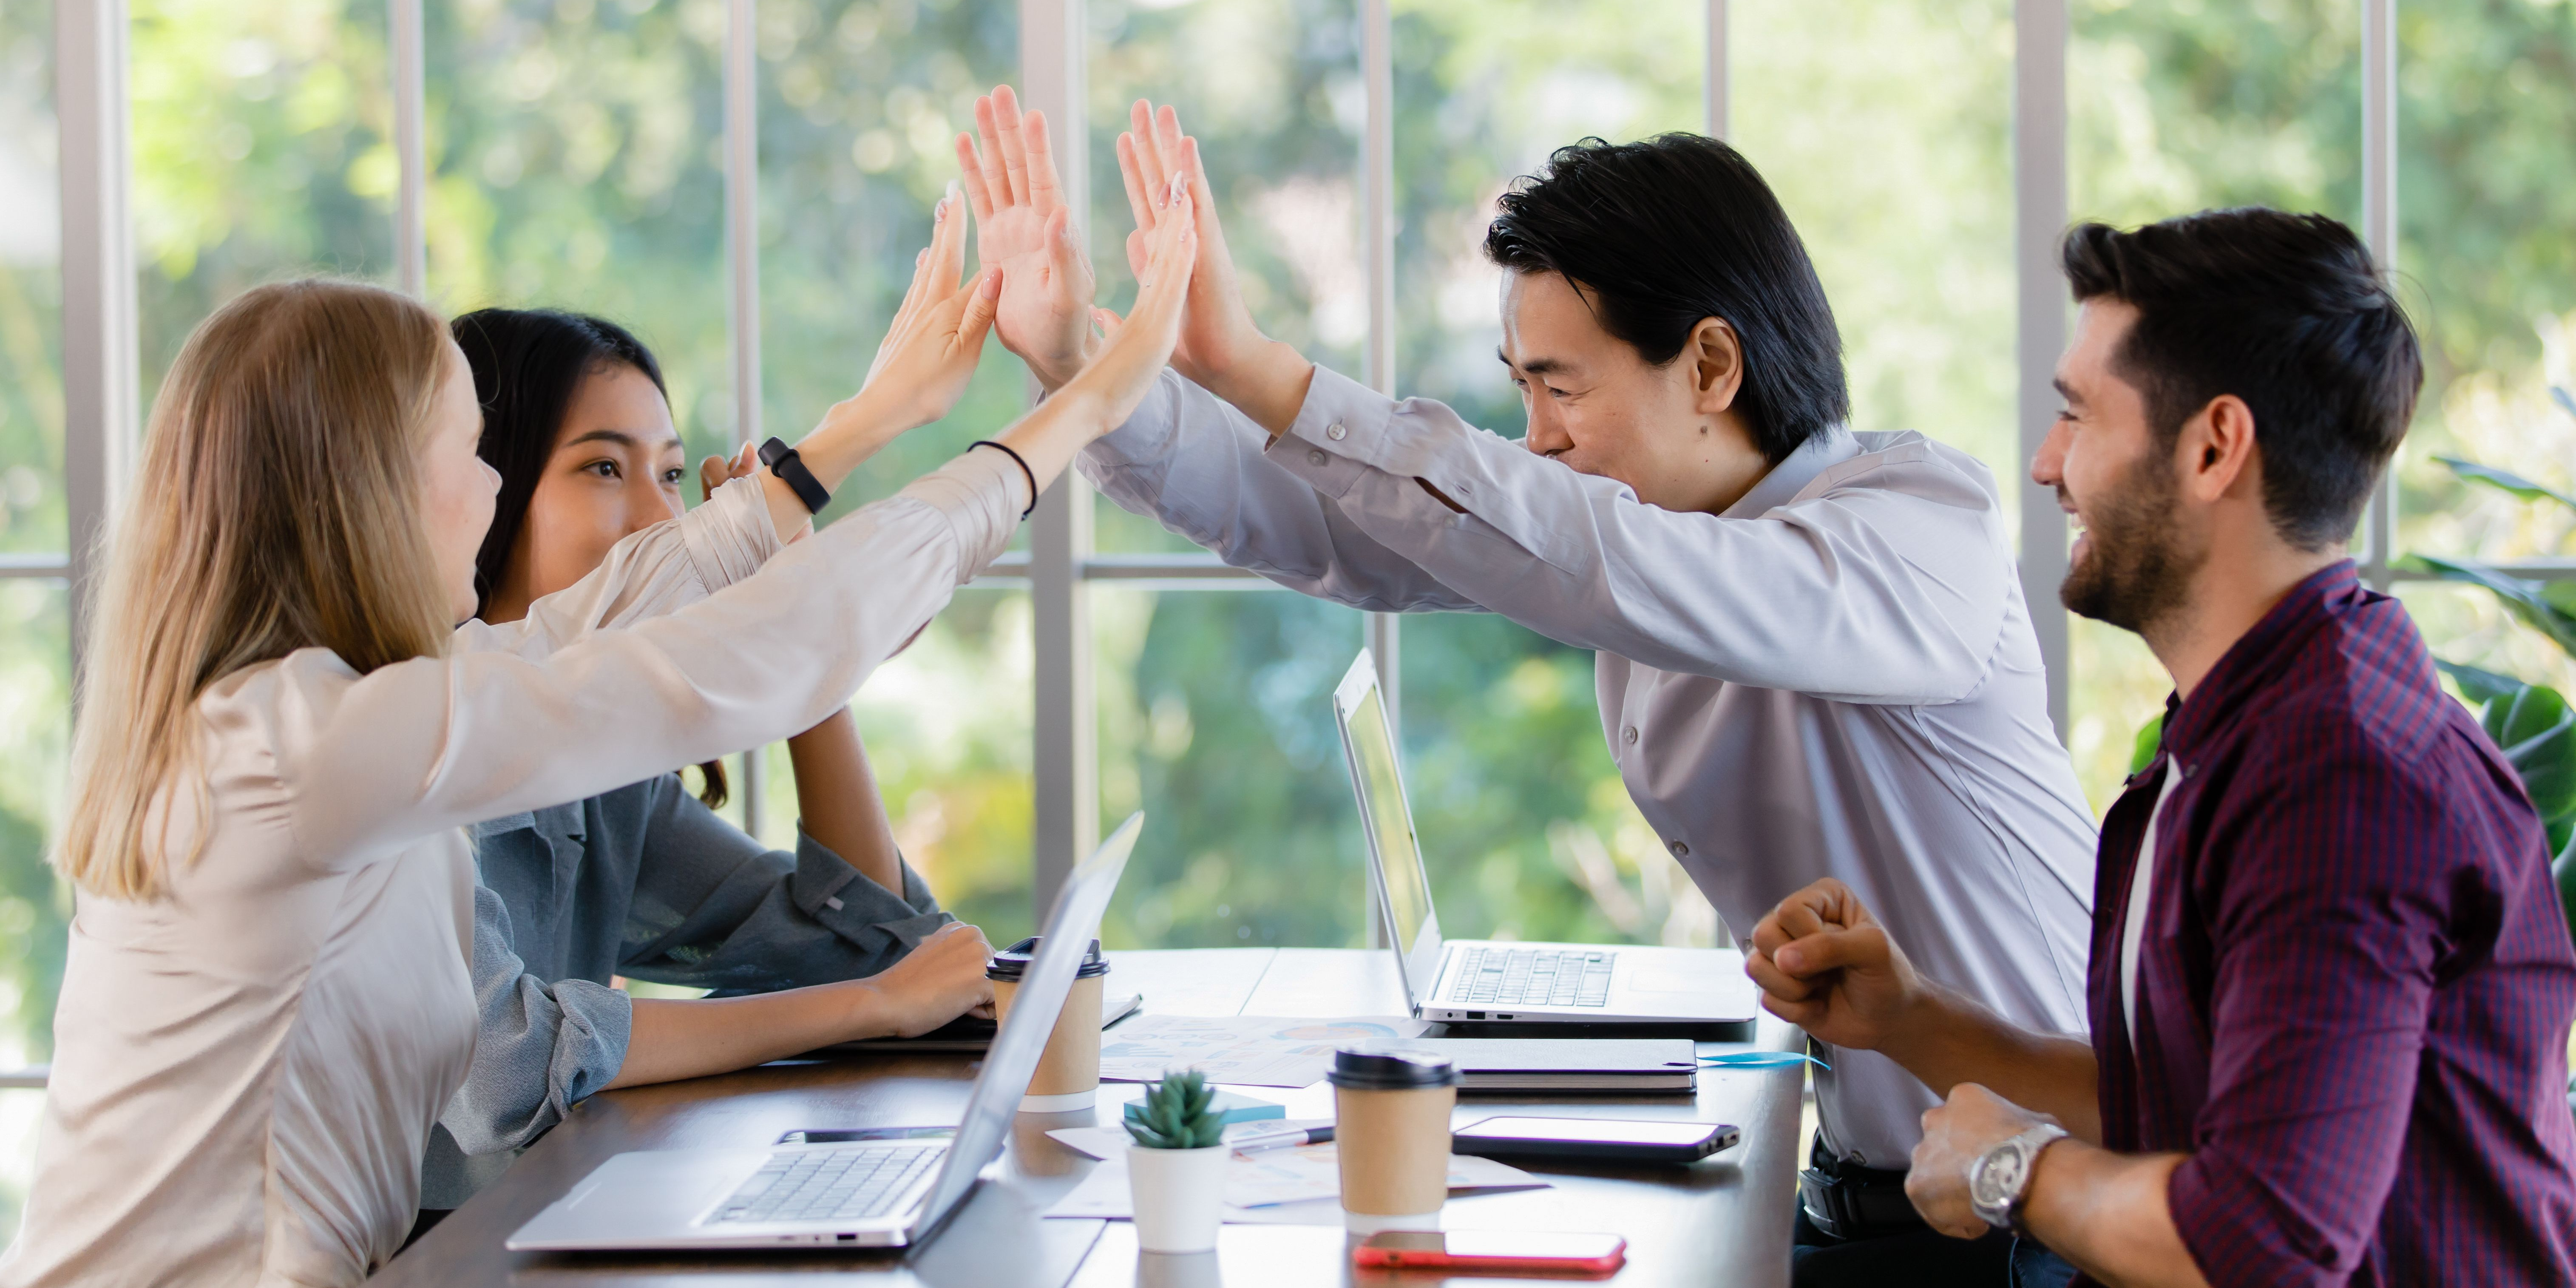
[
  {"x1": 629, "y1": 473, "x2": 681, "y2": 536},
  {"x1": 2029, "y1": 419, "x2": 2069, "y2": 491},
  {"x1": 1523, "y1": 397, "x2": 1569, "y2": 457}
]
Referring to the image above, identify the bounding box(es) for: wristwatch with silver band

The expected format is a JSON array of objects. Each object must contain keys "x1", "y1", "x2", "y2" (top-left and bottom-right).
[{"x1": 1968, "y1": 1122, "x2": 2069, "y2": 1231}]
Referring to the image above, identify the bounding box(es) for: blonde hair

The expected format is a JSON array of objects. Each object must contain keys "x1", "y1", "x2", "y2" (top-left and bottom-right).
[{"x1": 60, "y1": 279, "x2": 457, "y2": 900}]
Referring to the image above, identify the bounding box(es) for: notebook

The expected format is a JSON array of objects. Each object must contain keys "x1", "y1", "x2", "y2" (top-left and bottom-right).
[{"x1": 1376, "y1": 1038, "x2": 1699, "y2": 1092}]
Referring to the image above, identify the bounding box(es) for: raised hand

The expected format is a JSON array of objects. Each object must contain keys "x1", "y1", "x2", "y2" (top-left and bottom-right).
[
  {"x1": 956, "y1": 85, "x2": 1095, "y2": 391},
  {"x1": 1073, "y1": 170, "x2": 1202, "y2": 431},
  {"x1": 858, "y1": 185, "x2": 1002, "y2": 432},
  {"x1": 1115, "y1": 100, "x2": 1265, "y2": 392},
  {"x1": 1744, "y1": 877, "x2": 1926, "y2": 1053}
]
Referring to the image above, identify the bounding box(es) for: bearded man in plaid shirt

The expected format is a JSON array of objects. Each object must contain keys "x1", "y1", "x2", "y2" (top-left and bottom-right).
[{"x1": 1746, "y1": 206, "x2": 2576, "y2": 1287}]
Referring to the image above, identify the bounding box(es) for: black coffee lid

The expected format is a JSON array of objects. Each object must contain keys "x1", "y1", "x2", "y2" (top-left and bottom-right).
[
  {"x1": 985, "y1": 936, "x2": 1109, "y2": 981},
  {"x1": 1327, "y1": 1046, "x2": 1461, "y2": 1090}
]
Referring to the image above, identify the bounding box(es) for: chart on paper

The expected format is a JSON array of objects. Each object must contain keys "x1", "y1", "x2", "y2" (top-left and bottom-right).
[{"x1": 1098, "y1": 1015, "x2": 1430, "y2": 1087}]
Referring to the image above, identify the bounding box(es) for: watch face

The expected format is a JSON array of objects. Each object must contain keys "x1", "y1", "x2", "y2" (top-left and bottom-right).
[{"x1": 1972, "y1": 1144, "x2": 2027, "y2": 1210}]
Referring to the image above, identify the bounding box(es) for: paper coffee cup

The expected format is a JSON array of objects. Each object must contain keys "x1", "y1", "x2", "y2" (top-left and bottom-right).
[
  {"x1": 987, "y1": 937, "x2": 1109, "y2": 1112},
  {"x1": 1328, "y1": 1047, "x2": 1460, "y2": 1233}
]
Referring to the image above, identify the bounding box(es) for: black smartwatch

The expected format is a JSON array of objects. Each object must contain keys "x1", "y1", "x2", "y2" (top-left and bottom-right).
[{"x1": 758, "y1": 437, "x2": 831, "y2": 514}]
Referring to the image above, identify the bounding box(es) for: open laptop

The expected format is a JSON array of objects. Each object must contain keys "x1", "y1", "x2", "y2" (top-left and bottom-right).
[
  {"x1": 1332, "y1": 652, "x2": 1753, "y2": 1025},
  {"x1": 504, "y1": 812, "x2": 1144, "y2": 1252}
]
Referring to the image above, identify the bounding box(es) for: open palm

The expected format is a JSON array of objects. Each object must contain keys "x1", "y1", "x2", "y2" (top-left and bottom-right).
[{"x1": 956, "y1": 85, "x2": 1093, "y2": 389}]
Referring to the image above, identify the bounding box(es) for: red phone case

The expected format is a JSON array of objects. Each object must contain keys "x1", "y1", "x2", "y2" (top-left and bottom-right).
[{"x1": 1352, "y1": 1235, "x2": 1627, "y2": 1275}]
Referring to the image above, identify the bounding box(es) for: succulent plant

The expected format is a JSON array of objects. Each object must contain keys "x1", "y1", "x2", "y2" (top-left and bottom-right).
[{"x1": 1123, "y1": 1069, "x2": 1226, "y2": 1149}]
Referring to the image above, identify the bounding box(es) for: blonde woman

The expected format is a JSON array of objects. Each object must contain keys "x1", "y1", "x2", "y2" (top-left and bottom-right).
[{"x1": 0, "y1": 176, "x2": 1199, "y2": 1285}]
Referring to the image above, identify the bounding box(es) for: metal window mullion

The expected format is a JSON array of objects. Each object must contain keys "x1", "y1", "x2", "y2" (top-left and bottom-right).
[
  {"x1": 2013, "y1": 0, "x2": 2071, "y2": 740},
  {"x1": 390, "y1": 0, "x2": 426, "y2": 296},
  {"x1": 1705, "y1": 0, "x2": 1728, "y2": 140},
  {"x1": 1358, "y1": 0, "x2": 1395, "y2": 950},
  {"x1": 2360, "y1": 0, "x2": 2397, "y2": 590},
  {"x1": 58, "y1": 0, "x2": 137, "y2": 677},
  {"x1": 1025, "y1": 0, "x2": 1093, "y2": 923},
  {"x1": 724, "y1": 0, "x2": 766, "y2": 837}
]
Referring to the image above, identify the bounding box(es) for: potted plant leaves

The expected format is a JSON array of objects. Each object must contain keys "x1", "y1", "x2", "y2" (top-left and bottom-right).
[{"x1": 1123, "y1": 1068, "x2": 1228, "y2": 1253}]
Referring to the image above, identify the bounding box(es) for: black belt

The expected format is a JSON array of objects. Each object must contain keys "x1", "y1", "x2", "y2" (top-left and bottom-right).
[{"x1": 1798, "y1": 1134, "x2": 1928, "y2": 1241}]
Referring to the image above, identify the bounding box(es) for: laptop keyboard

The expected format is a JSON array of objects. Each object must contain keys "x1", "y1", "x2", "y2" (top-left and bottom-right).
[
  {"x1": 709, "y1": 1146, "x2": 941, "y2": 1225},
  {"x1": 1445, "y1": 947, "x2": 1616, "y2": 1008}
]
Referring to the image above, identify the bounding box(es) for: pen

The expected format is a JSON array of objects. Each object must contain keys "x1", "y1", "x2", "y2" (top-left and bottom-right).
[{"x1": 1228, "y1": 1125, "x2": 1334, "y2": 1153}]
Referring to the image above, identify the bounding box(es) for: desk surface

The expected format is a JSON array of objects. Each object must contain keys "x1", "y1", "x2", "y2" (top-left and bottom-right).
[{"x1": 380, "y1": 948, "x2": 1804, "y2": 1287}]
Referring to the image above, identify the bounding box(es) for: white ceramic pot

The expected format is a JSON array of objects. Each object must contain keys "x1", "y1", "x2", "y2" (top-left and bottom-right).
[{"x1": 1126, "y1": 1142, "x2": 1228, "y2": 1254}]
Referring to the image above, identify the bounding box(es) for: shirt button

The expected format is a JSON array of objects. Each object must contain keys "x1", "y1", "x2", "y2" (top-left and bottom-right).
[
  {"x1": 1326, "y1": 422, "x2": 1348, "y2": 441},
  {"x1": 1669, "y1": 840, "x2": 1689, "y2": 858},
  {"x1": 1307, "y1": 449, "x2": 1328, "y2": 466},
  {"x1": 1623, "y1": 726, "x2": 1640, "y2": 745}
]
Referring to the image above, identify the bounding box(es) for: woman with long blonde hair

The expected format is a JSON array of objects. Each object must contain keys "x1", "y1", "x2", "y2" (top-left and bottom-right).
[{"x1": 0, "y1": 174, "x2": 1198, "y2": 1286}]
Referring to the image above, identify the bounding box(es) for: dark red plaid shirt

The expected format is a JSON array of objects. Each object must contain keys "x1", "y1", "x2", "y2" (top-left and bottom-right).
[{"x1": 2089, "y1": 562, "x2": 2576, "y2": 1286}]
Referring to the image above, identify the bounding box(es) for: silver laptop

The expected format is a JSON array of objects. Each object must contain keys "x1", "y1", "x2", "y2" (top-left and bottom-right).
[
  {"x1": 1332, "y1": 652, "x2": 1753, "y2": 1025},
  {"x1": 504, "y1": 812, "x2": 1144, "y2": 1252}
]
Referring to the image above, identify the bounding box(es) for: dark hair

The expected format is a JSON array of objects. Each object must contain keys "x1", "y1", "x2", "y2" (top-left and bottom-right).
[
  {"x1": 2061, "y1": 208, "x2": 2422, "y2": 550},
  {"x1": 448, "y1": 307, "x2": 727, "y2": 808},
  {"x1": 1484, "y1": 133, "x2": 1849, "y2": 464}
]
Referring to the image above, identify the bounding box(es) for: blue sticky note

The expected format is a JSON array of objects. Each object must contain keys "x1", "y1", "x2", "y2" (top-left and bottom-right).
[{"x1": 1124, "y1": 1089, "x2": 1286, "y2": 1126}]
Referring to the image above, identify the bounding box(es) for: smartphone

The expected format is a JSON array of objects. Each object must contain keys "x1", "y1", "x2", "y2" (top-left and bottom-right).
[
  {"x1": 1354, "y1": 1231, "x2": 1627, "y2": 1274},
  {"x1": 1449, "y1": 1115, "x2": 1739, "y2": 1163}
]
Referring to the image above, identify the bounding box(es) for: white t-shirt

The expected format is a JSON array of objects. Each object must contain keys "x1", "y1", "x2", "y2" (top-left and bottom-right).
[{"x1": 2121, "y1": 760, "x2": 2184, "y2": 1043}]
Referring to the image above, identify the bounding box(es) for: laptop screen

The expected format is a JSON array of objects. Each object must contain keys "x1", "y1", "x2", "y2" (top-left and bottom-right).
[
  {"x1": 1344, "y1": 683, "x2": 1433, "y2": 955},
  {"x1": 910, "y1": 813, "x2": 1140, "y2": 1240}
]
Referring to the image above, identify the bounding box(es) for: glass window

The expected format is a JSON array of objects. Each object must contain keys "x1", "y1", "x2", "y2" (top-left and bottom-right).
[
  {"x1": 2386, "y1": 3, "x2": 2576, "y2": 698},
  {"x1": 425, "y1": 0, "x2": 734, "y2": 470},
  {"x1": 132, "y1": 0, "x2": 396, "y2": 402},
  {"x1": 756, "y1": 0, "x2": 1025, "y2": 517},
  {"x1": 1094, "y1": 587, "x2": 1370, "y2": 948},
  {"x1": 2061, "y1": 0, "x2": 2361, "y2": 809},
  {"x1": 1086, "y1": 0, "x2": 1363, "y2": 554}
]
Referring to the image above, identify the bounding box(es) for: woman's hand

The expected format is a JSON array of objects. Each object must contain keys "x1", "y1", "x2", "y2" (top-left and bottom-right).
[
  {"x1": 699, "y1": 442, "x2": 757, "y2": 504},
  {"x1": 851, "y1": 921, "x2": 998, "y2": 1038},
  {"x1": 1064, "y1": 170, "x2": 1201, "y2": 433},
  {"x1": 859, "y1": 188, "x2": 1003, "y2": 431}
]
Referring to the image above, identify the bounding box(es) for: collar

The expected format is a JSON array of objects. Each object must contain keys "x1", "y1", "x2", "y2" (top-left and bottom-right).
[
  {"x1": 1721, "y1": 424, "x2": 1859, "y2": 519},
  {"x1": 2159, "y1": 559, "x2": 2363, "y2": 763}
]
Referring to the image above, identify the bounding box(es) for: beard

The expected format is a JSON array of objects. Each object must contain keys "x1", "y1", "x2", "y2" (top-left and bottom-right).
[{"x1": 2059, "y1": 448, "x2": 2204, "y2": 635}]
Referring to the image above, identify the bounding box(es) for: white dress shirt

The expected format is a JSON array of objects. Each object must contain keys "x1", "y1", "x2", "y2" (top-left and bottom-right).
[
  {"x1": 0, "y1": 453, "x2": 1022, "y2": 1287},
  {"x1": 1082, "y1": 367, "x2": 2097, "y2": 1167}
]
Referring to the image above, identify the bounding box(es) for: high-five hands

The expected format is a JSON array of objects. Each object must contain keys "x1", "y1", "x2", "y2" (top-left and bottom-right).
[
  {"x1": 859, "y1": 186, "x2": 1002, "y2": 431},
  {"x1": 1069, "y1": 170, "x2": 1202, "y2": 430},
  {"x1": 1110, "y1": 100, "x2": 1314, "y2": 435},
  {"x1": 955, "y1": 85, "x2": 1095, "y2": 390},
  {"x1": 1744, "y1": 877, "x2": 1928, "y2": 1053}
]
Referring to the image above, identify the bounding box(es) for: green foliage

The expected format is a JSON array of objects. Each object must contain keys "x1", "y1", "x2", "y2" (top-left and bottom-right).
[
  {"x1": 2127, "y1": 712, "x2": 2164, "y2": 777},
  {"x1": 2436, "y1": 455, "x2": 2576, "y2": 516},
  {"x1": 1122, "y1": 1070, "x2": 1225, "y2": 1150}
]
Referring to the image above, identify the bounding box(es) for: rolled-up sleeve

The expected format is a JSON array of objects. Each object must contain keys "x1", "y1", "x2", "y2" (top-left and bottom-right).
[
  {"x1": 617, "y1": 776, "x2": 953, "y2": 991},
  {"x1": 2162, "y1": 744, "x2": 2451, "y2": 1285},
  {"x1": 440, "y1": 884, "x2": 633, "y2": 1159}
]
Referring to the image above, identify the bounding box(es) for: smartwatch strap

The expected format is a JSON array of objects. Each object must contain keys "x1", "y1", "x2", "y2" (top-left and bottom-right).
[{"x1": 758, "y1": 437, "x2": 831, "y2": 514}]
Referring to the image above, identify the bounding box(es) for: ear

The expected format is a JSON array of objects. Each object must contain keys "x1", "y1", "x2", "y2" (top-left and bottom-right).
[
  {"x1": 2175, "y1": 393, "x2": 2258, "y2": 505},
  {"x1": 1686, "y1": 317, "x2": 1744, "y2": 416}
]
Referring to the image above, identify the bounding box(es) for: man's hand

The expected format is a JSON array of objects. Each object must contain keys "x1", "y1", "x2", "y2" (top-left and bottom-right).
[
  {"x1": 956, "y1": 85, "x2": 1094, "y2": 390},
  {"x1": 1113, "y1": 99, "x2": 1313, "y2": 433},
  {"x1": 854, "y1": 922, "x2": 998, "y2": 1037},
  {"x1": 1907, "y1": 1084, "x2": 2062, "y2": 1240},
  {"x1": 1745, "y1": 877, "x2": 1926, "y2": 1053}
]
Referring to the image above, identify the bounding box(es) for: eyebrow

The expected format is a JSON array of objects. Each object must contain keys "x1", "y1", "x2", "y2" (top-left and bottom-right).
[
  {"x1": 1496, "y1": 347, "x2": 1573, "y2": 377},
  {"x1": 561, "y1": 428, "x2": 685, "y2": 453},
  {"x1": 2052, "y1": 376, "x2": 2085, "y2": 408}
]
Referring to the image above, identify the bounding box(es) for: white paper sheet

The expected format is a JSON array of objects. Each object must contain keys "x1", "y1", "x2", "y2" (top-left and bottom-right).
[
  {"x1": 1095, "y1": 1015, "x2": 1431, "y2": 1088},
  {"x1": 1040, "y1": 1145, "x2": 1547, "y2": 1222}
]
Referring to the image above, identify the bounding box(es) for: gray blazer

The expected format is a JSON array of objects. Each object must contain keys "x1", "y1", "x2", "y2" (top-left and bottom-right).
[{"x1": 420, "y1": 772, "x2": 948, "y2": 1207}]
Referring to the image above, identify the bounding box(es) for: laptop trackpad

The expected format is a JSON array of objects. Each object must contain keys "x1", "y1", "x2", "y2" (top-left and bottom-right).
[{"x1": 1625, "y1": 967, "x2": 1739, "y2": 994}]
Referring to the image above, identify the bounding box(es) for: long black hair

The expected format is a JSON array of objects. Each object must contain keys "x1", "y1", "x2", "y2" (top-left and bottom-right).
[
  {"x1": 1484, "y1": 133, "x2": 1849, "y2": 465},
  {"x1": 448, "y1": 306, "x2": 728, "y2": 808}
]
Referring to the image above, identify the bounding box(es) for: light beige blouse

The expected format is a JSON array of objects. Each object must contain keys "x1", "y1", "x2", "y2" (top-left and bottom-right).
[{"x1": 0, "y1": 453, "x2": 1020, "y2": 1287}]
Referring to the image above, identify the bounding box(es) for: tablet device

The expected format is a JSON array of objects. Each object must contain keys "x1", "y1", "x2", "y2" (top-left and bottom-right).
[{"x1": 1449, "y1": 1115, "x2": 1739, "y2": 1163}]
